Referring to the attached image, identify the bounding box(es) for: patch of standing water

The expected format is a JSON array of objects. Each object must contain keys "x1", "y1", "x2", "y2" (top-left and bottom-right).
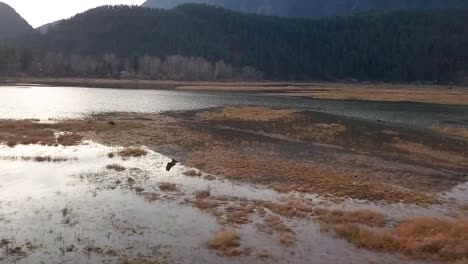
[{"x1": 0, "y1": 142, "x2": 427, "y2": 264}]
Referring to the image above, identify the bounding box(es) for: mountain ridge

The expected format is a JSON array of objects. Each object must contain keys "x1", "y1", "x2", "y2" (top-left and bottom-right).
[
  {"x1": 0, "y1": 2, "x2": 33, "y2": 40},
  {"x1": 12, "y1": 4, "x2": 467, "y2": 83},
  {"x1": 142, "y1": 0, "x2": 468, "y2": 18}
]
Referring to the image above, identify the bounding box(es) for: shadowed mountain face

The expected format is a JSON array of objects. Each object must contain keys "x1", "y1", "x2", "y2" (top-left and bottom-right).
[
  {"x1": 0, "y1": 2, "x2": 32, "y2": 40},
  {"x1": 142, "y1": 0, "x2": 468, "y2": 17},
  {"x1": 15, "y1": 4, "x2": 468, "y2": 82}
]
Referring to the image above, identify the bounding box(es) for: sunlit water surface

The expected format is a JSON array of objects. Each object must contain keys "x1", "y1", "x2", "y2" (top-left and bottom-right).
[
  {"x1": 0, "y1": 143, "x2": 431, "y2": 264},
  {"x1": 1, "y1": 85, "x2": 467, "y2": 129}
]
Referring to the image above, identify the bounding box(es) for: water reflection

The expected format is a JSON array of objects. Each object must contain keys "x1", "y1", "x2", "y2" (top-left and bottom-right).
[
  {"x1": 0, "y1": 142, "x2": 429, "y2": 264},
  {"x1": 1, "y1": 85, "x2": 467, "y2": 129}
]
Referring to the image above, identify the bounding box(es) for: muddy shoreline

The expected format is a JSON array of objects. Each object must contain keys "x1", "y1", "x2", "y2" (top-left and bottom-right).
[{"x1": 0, "y1": 106, "x2": 467, "y2": 263}]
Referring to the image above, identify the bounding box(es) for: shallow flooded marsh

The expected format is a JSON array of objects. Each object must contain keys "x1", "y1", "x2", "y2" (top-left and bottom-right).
[{"x1": 0, "y1": 85, "x2": 467, "y2": 264}]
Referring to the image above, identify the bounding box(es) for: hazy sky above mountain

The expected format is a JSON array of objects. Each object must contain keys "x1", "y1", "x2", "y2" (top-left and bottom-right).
[{"x1": 3, "y1": 0, "x2": 145, "y2": 27}]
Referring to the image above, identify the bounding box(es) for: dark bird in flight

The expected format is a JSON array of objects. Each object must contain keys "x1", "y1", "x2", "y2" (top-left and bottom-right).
[{"x1": 166, "y1": 159, "x2": 178, "y2": 171}]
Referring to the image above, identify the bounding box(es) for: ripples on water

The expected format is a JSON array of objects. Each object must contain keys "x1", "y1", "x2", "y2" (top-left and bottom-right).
[{"x1": 1, "y1": 85, "x2": 467, "y2": 129}]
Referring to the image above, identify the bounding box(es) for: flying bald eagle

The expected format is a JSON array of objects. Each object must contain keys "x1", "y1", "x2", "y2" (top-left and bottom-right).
[{"x1": 166, "y1": 159, "x2": 178, "y2": 171}]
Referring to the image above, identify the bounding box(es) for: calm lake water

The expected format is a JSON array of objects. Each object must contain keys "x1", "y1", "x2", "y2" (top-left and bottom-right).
[{"x1": 1, "y1": 85, "x2": 467, "y2": 129}]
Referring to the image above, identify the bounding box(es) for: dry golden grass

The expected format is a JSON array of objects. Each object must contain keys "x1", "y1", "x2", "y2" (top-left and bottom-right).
[
  {"x1": 294, "y1": 123, "x2": 347, "y2": 142},
  {"x1": 390, "y1": 140, "x2": 468, "y2": 168},
  {"x1": 57, "y1": 134, "x2": 83, "y2": 146},
  {"x1": 177, "y1": 85, "x2": 303, "y2": 92},
  {"x1": 0, "y1": 120, "x2": 56, "y2": 146},
  {"x1": 141, "y1": 192, "x2": 160, "y2": 203},
  {"x1": 158, "y1": 182, "x2": 178, "y2": 192},
  {"x1": 189, "y1": 147, "x2": 437, "y2": 204},
  {"x1": 279, "y1": 85, "x2": 468, "y2": 106},
  {"x1": 271, "y1": 183, "x2": 292, "y2": 193},
  {"x1": 433, "y1": 125, "x2": 468, "y2": 139},
  {"x1": 261, "y1": 200, "x2": 314, "y2": 218},
  {"x1": 78, "y1": 115, "x2": 213, "y2": 150},
  {"x1": 0, "y1": 119, "x2": 114, "y2": 147},
  {"x1": 324, "y1": 223, "x2": 400, "y2": 251},
  {"x1": 257, "y1": 215, "x2": 296, "y2": 246},
  {"x1": 396, "y1": 217, "x2": 468, "y2": 261},
  {"x1": 317, "y1": 209, "x2": 387, "y2": 227},
  {"x1": 207, "y1": 228, "x2": 242, "y2": 256},
  {"x1": 225, "y1": 204, "x2": 256, "y2": 225},
  {"x1": 176, "y1": 82, "x2": 468, "y2": 106},
  {"x1": 193, "y1": 198, "x2": 219, "y2": 210},
  {"x1": 194, "y1": 189, "x2": 211, "y2": 199},
  {"x1": 199, "y1": 107, "x2": 298, "y2": 122},
  {"x1": 118, "y1": 147, "x2": 148, "y2": 158},
  {"x1": 323, "y1": 216, "x2": 468, "y2": 262}
]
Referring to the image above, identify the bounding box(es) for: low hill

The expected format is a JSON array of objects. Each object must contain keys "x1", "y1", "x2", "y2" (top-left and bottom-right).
[{"x1": 0, "y1": 2, "x2": 32, "y2": 40}]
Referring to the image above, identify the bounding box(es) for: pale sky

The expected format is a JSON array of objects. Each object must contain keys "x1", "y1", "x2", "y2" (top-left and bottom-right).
[{"x1": 3, "y1": 0, "x2": 146, "y2": 28}]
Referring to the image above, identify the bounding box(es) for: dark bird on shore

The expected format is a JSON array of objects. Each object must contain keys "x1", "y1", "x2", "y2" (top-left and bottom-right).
[
  {"x1": 107, "y1": 121, "x2": 116, "y2": 126},
  {"x1": 166, "y1": 159, "x2": 178, "y2": 171}
]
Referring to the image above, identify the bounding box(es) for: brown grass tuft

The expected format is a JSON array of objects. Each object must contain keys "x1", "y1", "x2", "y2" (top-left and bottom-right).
[
  {"x1": 317, "y1": 209, "x2": 387, "y2": 227},
  {"x1": 281, "y1": 85, "x2": 468, "y2": 105},
  {"x1": 396, "y1": 217, "x2": 468, "y2": 261},
  {"x1": 199, "y1": 107, "x2": 297, "y2": 122},
  {"x1": 305, "y1": 123, "x2": 347, "y2": 141},
  {"x1": 194, "y1": 189, "x2": 211, "y2": 199},
  {"x1": 106, "y1": 164, "x2": 126, "y2": 172},
  {"x1": 261, "y1": 200, "x2": 313, "y2": 218},
  {"x1": 207, "y1": 228, "x2": 242, "y2": 256},
  {"x1": 118, "y1": 147, "x2": 148, "y2": 158},
  {"x1": 322, "y1": 216, "x2": 468, "y2": 262},
  {"x1": 0, "y1": 120, "x2": 56, "y2": 146},
  {"x1": 324, "y1": 223, "x2": 400, "y2": 251},
  {"x1": 225, "y1": 204, "x2": 255, "y2": 225},
  {"x1": 189, "y1": 147, "x2": 438, "y2": 204},
  {"x1": 158, "y1": 182, "x2": 178, "y2": 192},
  {"x1": 57, "y1": 134, "x2": 83, "y2": 146},
  {"x1": 193, "y1": 198, "x2": 219, "y2": 210},
  {"x1": 257, "y1": 215, "x2": 296, "y2": 246},
  {"x1": 390, "y1": 140, "x2": 468, "y2": 168},
  {"x1": 183, "y1": 169, "x2": 202, "y2": 177},
  {"x1": 134, "y1": 187, "x2": 145, "y2": 193}
]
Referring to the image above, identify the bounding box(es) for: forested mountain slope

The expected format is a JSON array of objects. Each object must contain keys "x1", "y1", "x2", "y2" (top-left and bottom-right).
[
  {"x1": 7, "y1": 4, "x2": 468, "y2": 82},
  {"x1": 143, "y1": 0, "x2": 468, "y2": 18}
]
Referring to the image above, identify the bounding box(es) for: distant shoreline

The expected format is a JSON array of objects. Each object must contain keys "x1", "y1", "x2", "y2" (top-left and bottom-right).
[{"x1": 2, "y1": 77, "x2": 468, "y2": 106}]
